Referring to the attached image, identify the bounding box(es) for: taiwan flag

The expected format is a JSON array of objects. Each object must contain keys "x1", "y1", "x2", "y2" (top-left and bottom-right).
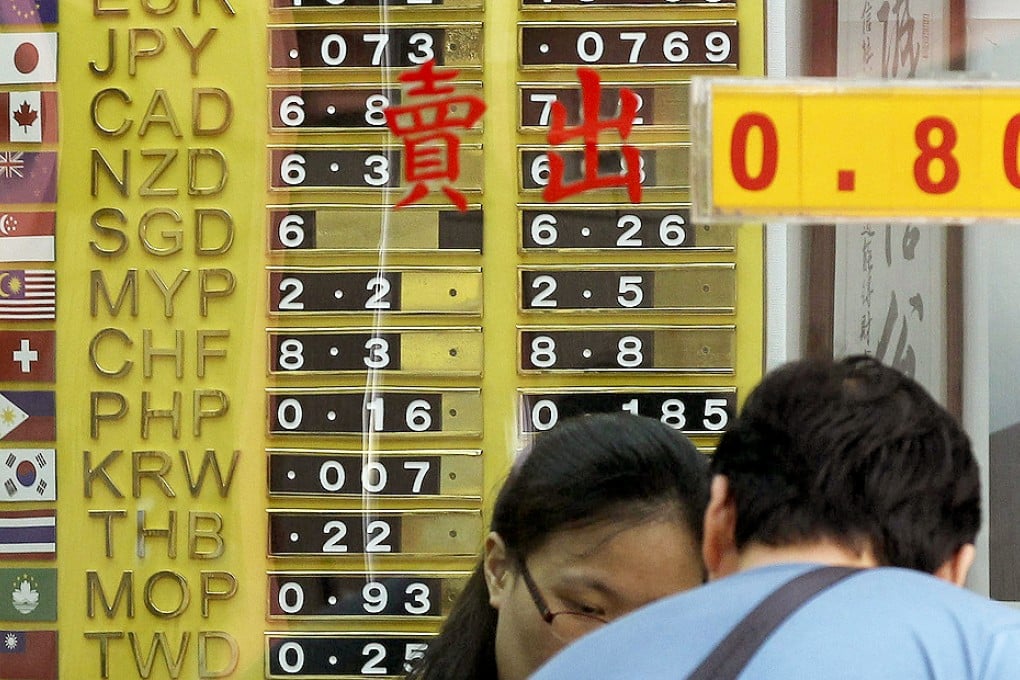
[
  {"x1": 0, "y1": 91, "x2": 57, "y2": 143},
  {"x1": 0, "y1": 1, "x2": 58, "y2": 25},
  {"x1": 0, "y1": 630, "x2": 56, "y2": 679},
  {"x1": 0, "y1": 391, "x2": 54, "y2": 442},
  {"x1": 0, "y1": 331, "x2": 54, "y2": 382}
]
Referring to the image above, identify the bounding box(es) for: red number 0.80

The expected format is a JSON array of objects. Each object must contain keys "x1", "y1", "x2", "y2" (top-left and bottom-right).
[{"x1": 728, "y1": 110, "x2": 1020, "y2": 196}]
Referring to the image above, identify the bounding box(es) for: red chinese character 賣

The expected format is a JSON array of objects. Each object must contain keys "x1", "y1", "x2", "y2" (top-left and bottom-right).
[{"x1": 384, "y1": 60, "x2": 486, "y2": 211}]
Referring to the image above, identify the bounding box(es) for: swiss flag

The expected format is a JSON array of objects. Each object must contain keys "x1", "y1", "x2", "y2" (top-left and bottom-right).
[{"x1": 0, "y1": 331, "x2": 53, "y2": 382}]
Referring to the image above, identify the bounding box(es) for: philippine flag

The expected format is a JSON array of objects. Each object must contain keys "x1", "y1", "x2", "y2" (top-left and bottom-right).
[
  {"x1": 0, "y1": 449, "x2": 54, "y2": 501},
  {"x1": 0, "y1": 630, "x2": 57, "y2": 679},
  {"x1": 0, "y1": 391, "x2": 54, "y2": 442}
]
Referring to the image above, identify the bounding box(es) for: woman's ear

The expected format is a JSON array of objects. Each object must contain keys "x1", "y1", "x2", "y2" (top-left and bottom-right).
[{"x1": 483, "y1": 532, "x2": 512, "y2": 608}]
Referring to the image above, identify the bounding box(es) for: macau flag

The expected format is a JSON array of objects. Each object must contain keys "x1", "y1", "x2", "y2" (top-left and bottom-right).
[{"x1": 0, "y1": 568, "x2": 55, "y2": 621}]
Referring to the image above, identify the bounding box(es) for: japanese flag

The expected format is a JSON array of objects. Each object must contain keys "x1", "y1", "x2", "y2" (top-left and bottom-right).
[{"x1": 0, "y1": 34, "x2": 56, "y2": 85}]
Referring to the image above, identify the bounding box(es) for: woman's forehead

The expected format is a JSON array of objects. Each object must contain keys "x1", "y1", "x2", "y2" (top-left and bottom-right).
[{"x1": 534, "y1": 514, "x2": 691, "y2": 565}]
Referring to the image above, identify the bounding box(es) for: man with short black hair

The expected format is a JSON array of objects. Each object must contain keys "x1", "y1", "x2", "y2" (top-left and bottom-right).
[{"x1": 533, "y1": 357, "x2": 1020, "y2": 679}]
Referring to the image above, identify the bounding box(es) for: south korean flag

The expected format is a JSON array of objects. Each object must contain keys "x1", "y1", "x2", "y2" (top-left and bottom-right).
[{"x1": 1, "y1": 449, "x2": 55, "y2": 501}]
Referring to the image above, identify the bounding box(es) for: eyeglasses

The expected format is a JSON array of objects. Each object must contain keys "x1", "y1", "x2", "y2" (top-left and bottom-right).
[{"x1": 519, "y1": 560, "x2": 609, "y2": 642}]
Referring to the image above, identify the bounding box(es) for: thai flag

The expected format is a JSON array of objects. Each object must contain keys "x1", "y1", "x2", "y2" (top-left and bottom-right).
[{"x1": 0, "y1": 510, "x2": 55, "y2": 560}]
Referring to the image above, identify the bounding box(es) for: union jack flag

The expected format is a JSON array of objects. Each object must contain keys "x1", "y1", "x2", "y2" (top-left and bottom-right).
[{"x1": 0, "y1": 151, "x2": 24, "y2": 179}]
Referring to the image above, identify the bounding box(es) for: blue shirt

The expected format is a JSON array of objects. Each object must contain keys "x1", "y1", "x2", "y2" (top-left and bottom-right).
[{"x1": 532, "y1": 564, "x2": 1020, "y2": 679}]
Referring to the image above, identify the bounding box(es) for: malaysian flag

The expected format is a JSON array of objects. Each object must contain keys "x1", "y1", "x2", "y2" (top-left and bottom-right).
[{"x1": 0, "y1": 270, "x2": 53, "y2": 320}]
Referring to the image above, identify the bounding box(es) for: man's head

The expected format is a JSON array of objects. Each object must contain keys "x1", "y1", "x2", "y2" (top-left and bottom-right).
[{"x1": 704, "y1": 356, "x2": 980, "y2": 582}]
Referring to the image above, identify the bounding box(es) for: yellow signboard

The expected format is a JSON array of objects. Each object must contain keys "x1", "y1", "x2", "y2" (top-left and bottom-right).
[
  {"x1": 2, "y1": 1, "x2": 766, "y2": 678},
  {"x1": 692, "y1": 78, "x2": 1020, "y2": 222}
]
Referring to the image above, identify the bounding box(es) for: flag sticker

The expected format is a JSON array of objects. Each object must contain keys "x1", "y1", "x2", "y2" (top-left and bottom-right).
[
  {"x1": 0, "y1": 630, "x2": 57, "y2": 679},
  {"x1": 0, "y1": 34, "x2": 55, "y2": 85},
  {"x1": 0, "y1": 152, "x2": 56, "y2": 204},
  {"x1": 0, "y1": 391, "x2": 54, "y2": 442},
  {"x1": 0, "y1": 568, "x2": 55, "y2": 621},
  {"x1": 0, "y1": 1, "x2": 58, "y2": 25},
  {"x1": 0, "y1": 270, "x2": 54, "y2": 320},
  {"x1": 0, "y1": 91, "x2": 56, "y2": 143},
  {"x1": 0, "y1": 331, "x2": 54, "y2": 382},
  {"x1": 0, "y1": 450, "x2": 54, "y2": 501},
  {"x1": 0, "y1": 212, "x2": 54, "y2": 262},
  {"x1": 0, "y1": 510, "x2": 55, "y2": 560}
]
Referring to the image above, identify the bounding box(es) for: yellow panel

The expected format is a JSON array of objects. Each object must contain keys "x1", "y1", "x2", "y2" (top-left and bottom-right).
[
  {"x1": 53, "y1": 0, "x2": 766, "y2": 675},
  {"x1": 399, "y1": 328, "x2": 483, "y2": 374},
  {"x1": 653, "y1": 265, "x2": 736, "y2": 312},
  {"x1": 702, "y1": 79, "x2": 1020, "y2": 220},
  {"x1": 401, "y1": 270, "x2": 483, "y2": 314}
]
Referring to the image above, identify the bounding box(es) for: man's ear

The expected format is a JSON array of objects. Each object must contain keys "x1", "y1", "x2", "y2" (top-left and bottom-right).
[
  {"x1": 483, "y1": 532, "x2": 512, "y2": 608},
  {"x1": 703, "y1": 475, "x2": 740, "y2": 581},
  {"x1": 933, "y1": 543, "x2": 976, "y2": 587}
]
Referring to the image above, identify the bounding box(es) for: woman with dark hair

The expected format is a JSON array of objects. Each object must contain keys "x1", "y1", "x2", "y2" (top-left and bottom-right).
[{"x1": 407, "y1": 412, "x2": 709, "y2": 680}]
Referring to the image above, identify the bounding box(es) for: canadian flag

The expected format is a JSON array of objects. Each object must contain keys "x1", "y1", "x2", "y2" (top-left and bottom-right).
[{"x1": 0, "y1": 91, "x2": 57, "y2": 143}]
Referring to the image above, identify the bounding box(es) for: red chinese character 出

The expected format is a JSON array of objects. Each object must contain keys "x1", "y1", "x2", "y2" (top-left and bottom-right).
[
  {"x1": 544, "y1": 67, "x2": 642, "y2": 203},
  {"x1": 384, "y1": 60, "x2": 486, "y2": 211}
]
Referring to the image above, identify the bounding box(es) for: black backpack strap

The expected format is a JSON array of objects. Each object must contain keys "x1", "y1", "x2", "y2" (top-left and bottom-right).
[{"x1": 686, "y1": 566, "x2": 861, "y2": 680}]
